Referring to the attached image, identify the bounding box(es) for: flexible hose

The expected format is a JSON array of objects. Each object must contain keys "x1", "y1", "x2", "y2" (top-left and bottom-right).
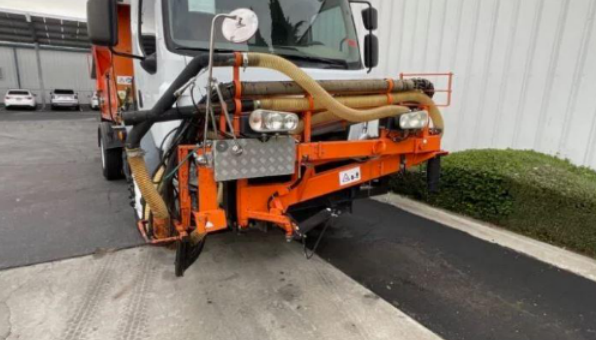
[
  {"x1": 124, "y1": 54, "x2": 236, "y2": 239},
  {"x1": 127, "y1": 148, "x2": 170, "y2": 238},
  {"x1": 262, "y1": 91, "x2": 443, "y2": 135},
  {"x1": 247, "y1": 53, "x2": 412, "y2": 124},
  {"x1": 292, "y1": 106, "x2": 410, "y2": 134}
]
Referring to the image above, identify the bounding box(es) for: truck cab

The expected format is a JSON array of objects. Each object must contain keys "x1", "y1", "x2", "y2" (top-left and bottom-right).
[{"x1": 131, "y1": 0, "x2": 375, "y2": 159}]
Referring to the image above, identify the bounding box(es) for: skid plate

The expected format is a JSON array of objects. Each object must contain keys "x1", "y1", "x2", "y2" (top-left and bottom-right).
[{"x1": 213, "y1": 137, "x2": 296, "y2": 182}]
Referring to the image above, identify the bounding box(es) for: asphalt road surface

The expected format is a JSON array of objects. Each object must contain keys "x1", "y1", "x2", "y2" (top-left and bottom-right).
[
  {"x1": 1, "y1": 110, "x2": 595, "y2": 340},
  {"x1": 0, "y1": 109, "x2": 143, "y2": 270},
  {"x1": 317, "y1": 201, "x2": 596, "y2": 340}
]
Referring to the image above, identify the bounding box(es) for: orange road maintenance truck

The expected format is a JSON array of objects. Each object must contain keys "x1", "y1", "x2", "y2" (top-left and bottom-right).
[{"x1": 88, "y1": 0, "x2": 449, "y2": 276}]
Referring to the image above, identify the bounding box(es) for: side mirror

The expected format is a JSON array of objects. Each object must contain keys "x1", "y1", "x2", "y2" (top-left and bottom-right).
[
  {"x1": 140, "y1": 53, "x2": 158, "y2": 74},
  {"x1": 364, "y1": 34, "x2": 379, "y2": 70},
  {"x1": 87, "y1": 0, "x2": 119, "y2": 47},
  {"x1": 362, "y1": 7, "x2": 378, "y2": 31}
]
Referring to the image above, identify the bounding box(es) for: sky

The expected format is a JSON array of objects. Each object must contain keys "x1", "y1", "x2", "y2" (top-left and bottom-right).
[{"x1": 0, "y1": 0, "x2": 87, "y2": 20}]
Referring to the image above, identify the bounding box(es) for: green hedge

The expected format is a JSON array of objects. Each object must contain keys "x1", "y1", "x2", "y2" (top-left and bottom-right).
[{"x1": 390, "y1": 149, "x2": 596, "y2": 257}]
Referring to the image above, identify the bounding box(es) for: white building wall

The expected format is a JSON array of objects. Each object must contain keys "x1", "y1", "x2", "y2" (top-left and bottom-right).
[
  {"x1": 0, "y1": 46, "x2": 95, "y2": 104},
  {"x1": 358, "y1": 0, "x2": 596, "y2": 169}
]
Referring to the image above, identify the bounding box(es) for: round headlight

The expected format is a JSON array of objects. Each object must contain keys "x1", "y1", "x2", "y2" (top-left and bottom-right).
[
  {"x1": 283, "y1": 114, "x2": 299, "y2": 131},
  {"x1": 265, "y1": 112, "x2": 284, "y2": 131}
]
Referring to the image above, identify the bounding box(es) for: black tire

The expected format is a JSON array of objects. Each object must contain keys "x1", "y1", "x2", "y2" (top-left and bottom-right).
[{"x1": 100, "y1": 136, "x2": 124, "y2": 181}]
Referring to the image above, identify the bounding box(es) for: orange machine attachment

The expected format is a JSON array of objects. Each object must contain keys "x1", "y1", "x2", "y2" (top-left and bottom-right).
[
  {"x1": 161, "y1": 57, "x2": 450, "y2": 276},
  {"x1": 122, "y1": 49, "x2": 452, "y2": 276},
  {"x1": 92, "y1": 4, "x2": 135, "y2": 124}
]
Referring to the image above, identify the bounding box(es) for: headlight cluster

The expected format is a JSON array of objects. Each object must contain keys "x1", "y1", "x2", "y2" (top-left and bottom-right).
[
  {"x1": 399, "y1": 110, "x2": 430, "y2": 130},
  {"x1": 249, "y1": 110, "x2": 299, "y2": 133}
]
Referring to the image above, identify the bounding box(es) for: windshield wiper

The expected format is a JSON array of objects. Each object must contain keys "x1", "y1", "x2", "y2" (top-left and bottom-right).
[{"x1": 282, "y1": 54, "x2": 349, "y2": 68}]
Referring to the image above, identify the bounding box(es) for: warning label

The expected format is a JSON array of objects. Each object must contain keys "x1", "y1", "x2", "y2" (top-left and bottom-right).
[{"x1": 339, "y1": 167, "x2": 361, "y2": 186}]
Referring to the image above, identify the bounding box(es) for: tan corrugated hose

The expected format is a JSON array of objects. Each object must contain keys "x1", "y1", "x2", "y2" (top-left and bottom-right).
[
  {"x1": 247, "y1": 53, "x2": 417, "y2": 124},
  {"x1": 260, "y1": 92, "x2": 444, "y2": 135},
  {"x1": 247, "y1": 53, "x2": 443, "y2": 134},
  {"x1": 127, "y1": 148, "x2": 170, "y2": 239}
]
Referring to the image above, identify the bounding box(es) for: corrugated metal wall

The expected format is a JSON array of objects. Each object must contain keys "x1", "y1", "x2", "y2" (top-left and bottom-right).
[
  {"x1": 361, "y1": 0, "x2": 596, "y2": 170},
  {"x1": 0, "y1": 46, "x2": 94, "y2": 104}
]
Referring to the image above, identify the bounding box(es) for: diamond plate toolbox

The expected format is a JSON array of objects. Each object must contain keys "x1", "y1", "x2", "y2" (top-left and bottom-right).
[{"x1": 213, "y1": 137, "x2": 296, "y2": 182}]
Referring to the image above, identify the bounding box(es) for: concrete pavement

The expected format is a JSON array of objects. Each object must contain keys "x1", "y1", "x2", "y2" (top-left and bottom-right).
[{"x1": 0, "y1": 232, "x2": 443, "y2": 340}]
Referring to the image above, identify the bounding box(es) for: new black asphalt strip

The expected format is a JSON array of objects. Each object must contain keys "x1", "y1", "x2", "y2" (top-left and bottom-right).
[
  {"x1": 2, "y1": 111, "x2": 595, "y2": 339},
  {"x1": 0, "y1": 111, "x2": 143, "y2": 270},
  {"x1": 314, "y1": 199, "x2": 596, "y2": 340}
]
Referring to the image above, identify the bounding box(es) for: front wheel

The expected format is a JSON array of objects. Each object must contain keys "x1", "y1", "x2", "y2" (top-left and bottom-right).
[{"x1": 100, "y1": 137, "x2": 124, "y2": 181}]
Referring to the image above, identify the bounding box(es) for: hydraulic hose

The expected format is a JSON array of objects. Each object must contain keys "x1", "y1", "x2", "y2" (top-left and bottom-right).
[
  {"x1": 261, "y1": 92, "x2": 444, "y2": 135},
  {"x1": 245, "y1": 53, "x2": 412, "y2": 125},
  {"x1": 126, "y1": 53, "x2": 236, "y2": 149},
  {"x1": 292, "y1": 107, "x2": 409, "y2": 135},
  {"x1": 125, "y1": 53, "x2": 235, "y2": 238}
]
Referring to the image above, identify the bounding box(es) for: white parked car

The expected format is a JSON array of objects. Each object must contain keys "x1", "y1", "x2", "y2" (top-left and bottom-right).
[
  {"x1": 50, "y1": 89, "x2": 80, "y2": 111},
  {"x1": 4, "y1": 89, "x2": 37, "y2": 110},
  {"x1": 90, "y1": 91, "x2": 100, "y2": 110}
]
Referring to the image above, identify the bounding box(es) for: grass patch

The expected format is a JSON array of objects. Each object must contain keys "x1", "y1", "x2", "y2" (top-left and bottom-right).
[{"x1": 390, "y1": 149, "x2": 596, "y2": 257}]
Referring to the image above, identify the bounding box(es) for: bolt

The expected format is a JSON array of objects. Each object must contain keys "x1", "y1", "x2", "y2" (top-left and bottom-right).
[
  {"x1": 232, "y1": 144, "x2": 243, "y2": 155},
  {"x1": 197, "y1": 155, "x2": 208, "y2": 165}
]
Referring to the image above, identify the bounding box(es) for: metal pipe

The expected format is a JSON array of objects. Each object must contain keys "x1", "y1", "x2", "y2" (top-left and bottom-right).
[
  {"x1": 34, "y1": 42, "x2": 46, "y2": 110},
  {"x1": 225, "y1": 79, "x2": 420, "y2": 97},
  {"x1": 204, "y1": 14, "x2": 238, "y2": 156}
]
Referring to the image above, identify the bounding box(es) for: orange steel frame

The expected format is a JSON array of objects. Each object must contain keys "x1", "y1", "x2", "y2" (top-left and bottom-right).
[
  {"x1": 176, "y1": 131, "x2": 444, "y2": 239},
  {"x1": 92, "y1": 5, "x2": 135, "y2": 123},
  {"x1": 170, "y1": 55, "x2": 447, "y2": 240},
  {"x1": 400, "y1": 72, "x2": 454, "y2": 108}
]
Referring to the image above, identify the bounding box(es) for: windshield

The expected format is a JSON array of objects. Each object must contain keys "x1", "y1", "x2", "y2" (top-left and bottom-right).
[{"x1": 166, "y1": 0, "x2": 362, "y2": 69}]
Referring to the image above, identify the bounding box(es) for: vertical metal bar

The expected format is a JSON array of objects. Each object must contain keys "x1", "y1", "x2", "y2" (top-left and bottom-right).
[
  {"x1": 12, "y1": 48, "x2": 21, "y2": 89},
  {"x1": 34, "y1": 43, "x2": 46, "y2": 110},
  {"x1": 27, "y1": 14, "x2": 47, "y2": 110}
]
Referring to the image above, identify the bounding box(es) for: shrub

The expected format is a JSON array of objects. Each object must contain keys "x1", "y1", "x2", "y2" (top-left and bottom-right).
[{"x1": 390, "y1": 149, "x2": 596, "y2": 257}]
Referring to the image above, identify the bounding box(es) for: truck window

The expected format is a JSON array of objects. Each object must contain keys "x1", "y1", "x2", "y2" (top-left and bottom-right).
[
  {"x1": 8, "y1": 90, "x2": 30, "y2": 95},
  {"x1": 140, "y1": 0, "x2": 157, "y2": 56},
  {"x1": 311, "y1": 6, "x2": 349, "y2": 57},
  {"x1": 54, "y1": 90, "x2": 75, "y2": 95},
  {"x1": 165, "y1": 0, "x2": 362, "y2": 70}
]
